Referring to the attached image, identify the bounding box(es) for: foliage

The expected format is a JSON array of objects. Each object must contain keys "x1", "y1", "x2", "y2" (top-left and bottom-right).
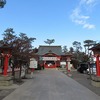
[
  {"x1": 2, "y1": 28, "x2": 16, "y2": 44},
  {"x1": 44, "y1": 39, "x2": 55, "y2": 45},
  {"x1": 84, "y1": 40, "x2": 96, "y2": 55},
  {"x1": 0, "y1": 0, "x2": 6, "y2": 8},
  {"x1": 72, "y1": 41, "x2": 82, "y2": 52},
  {"x1": 62, "y1": 46, "x2": 68, "y2": 53},
  {"x1": 71, "y1": 52, "x2": 89, "y2": 69},
  {"x1": 70, "y1": 41, "x2": 90, "y2": 68},
  {"x1": 33, "y1": 47, "x2": 38, "y2": 53},
  {"x1": 69, "y1": 47, "x2": 74, "y2": 53},
  {"x1": 1, "y1": 29, "x2": 36, "y2": 61},
  {"x1": 71, "y1": 59, "x2": 79, "y2": 69},
  {"x1": 0, "y1": 28, "x2": 36, "y2": 79}
]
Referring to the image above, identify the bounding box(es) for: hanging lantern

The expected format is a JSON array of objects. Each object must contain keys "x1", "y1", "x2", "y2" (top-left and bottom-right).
[{"x1": 0, "y1": 0, "x2": 6, "y2": 8}]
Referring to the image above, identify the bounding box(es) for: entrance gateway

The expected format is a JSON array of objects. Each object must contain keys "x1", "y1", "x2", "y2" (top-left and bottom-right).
[
  {"x1": 37, "y1": 45, "x2": 72, "y2": 68},
  {"x1": 42, "y1": 57, "x2": 60, "y2": 68}
]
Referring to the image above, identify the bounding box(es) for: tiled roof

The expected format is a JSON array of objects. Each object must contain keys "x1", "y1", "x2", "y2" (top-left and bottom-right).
[
  {"x1": 90, "y1": 44, "x2": 100, "y2": 50},
  {"x1": 37, "y1": 45, "x2": 63, "y2": 55}
]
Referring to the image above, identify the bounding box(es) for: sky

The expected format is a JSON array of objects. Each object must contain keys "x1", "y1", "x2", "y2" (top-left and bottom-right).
[{"x1": 0, "y1": 0, "x2": 100, "y2": 51}]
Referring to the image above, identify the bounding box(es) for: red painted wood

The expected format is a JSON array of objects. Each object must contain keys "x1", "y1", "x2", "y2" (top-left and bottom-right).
[
  {"x1": 44, "y1": 64, "x2": 56, "y2": 68},
  {"x1": 96, "y1": 55, "x2": 100, "y2": 76},
  {"x1": 3, "y1": 55, "x2": 9, "y2": 76}
]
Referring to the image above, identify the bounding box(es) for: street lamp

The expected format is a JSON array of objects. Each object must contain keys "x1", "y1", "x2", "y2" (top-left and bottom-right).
[
  {"x1": 0, "y1": 44, "x2": 12, "y2": 76},
  {"x1": 0, "y1": 0, "x2": 6, "y2": 8}
]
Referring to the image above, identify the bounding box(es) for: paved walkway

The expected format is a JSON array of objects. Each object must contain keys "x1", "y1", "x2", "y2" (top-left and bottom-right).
[
  {"x1": 3, "y1": 69, "x2": 100, "y2": 100},
  {"x1": 70, "y1": 70, "x2": 100, "y2": 96}
]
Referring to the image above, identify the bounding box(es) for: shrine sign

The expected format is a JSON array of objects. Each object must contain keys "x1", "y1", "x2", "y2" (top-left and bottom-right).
[{"x1": 42, "y1": 57, "x2": 60, "y2": 61}]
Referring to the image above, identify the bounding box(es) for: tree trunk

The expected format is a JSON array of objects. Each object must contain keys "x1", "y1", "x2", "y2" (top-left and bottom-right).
[
  {"x1": 19, "y1": 62, "x2": 22, "y2": 82},
  {"x1": 88, "y1": 62, "x2": 92, "y2": 79}
]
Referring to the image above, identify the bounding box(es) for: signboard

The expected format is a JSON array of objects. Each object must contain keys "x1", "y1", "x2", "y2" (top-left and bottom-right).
[
  {"x1": 29, "y1": 58, "x2": 37, "y2": 68},
  {"x1": 42, "y1": 57, "x2": 60, "y2": 61},
  {"x1": 60, "y1": 62, "x2": 66, "y2": 65}
]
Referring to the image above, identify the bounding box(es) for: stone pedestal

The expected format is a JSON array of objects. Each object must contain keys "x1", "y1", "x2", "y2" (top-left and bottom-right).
[
  {"x1": 0, "y1": 75, "x2": 13, "y2": 86},
  {"x1": 91, "y1": 76, "x2": 100, "y2": 87},
  {"x1": 25, "y1": 73, "x2": 33, "y2": 79}
]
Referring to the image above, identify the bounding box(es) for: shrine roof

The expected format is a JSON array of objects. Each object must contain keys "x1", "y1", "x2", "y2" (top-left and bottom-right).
[
  {"x1": 90, "y1": 44, "x2": 100, "y2": 51},
  {"x1": 37, "y1": 45, "x2": 63, "y2": 55}
]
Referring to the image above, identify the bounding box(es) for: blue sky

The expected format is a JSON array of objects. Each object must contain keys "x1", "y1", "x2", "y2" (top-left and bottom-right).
[{"x1": 0, "y1": 0, "x2": 100, "y2": 50}]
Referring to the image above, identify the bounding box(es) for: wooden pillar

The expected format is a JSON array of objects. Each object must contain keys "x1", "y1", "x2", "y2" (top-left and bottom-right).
[
  {"x1": 55, "y1": 61, "x2": 56, "y2": 68},
  {"x1": 3, "y1": 55, "x2": 9, "y2": 76},
  {"x1": 44, "y1": 61, "x2": 46, "y2": 68},
  {"x1": 96, "y1": 55, "x2": 100, "y2": 76}
]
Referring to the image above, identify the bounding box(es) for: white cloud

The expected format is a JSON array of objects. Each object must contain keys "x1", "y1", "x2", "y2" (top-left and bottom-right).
[
  {"x1": 70, "y1": 0, "x2": 98, "y2": 29},
  {"x1": 71, "y1": 8, "x2": 89, "y2": 21},
  {"x1": 80, "y1": 15, "x2": 90, "y2": 19},
  {"x1": 80, "y1": 0, "x2": 96, "y2": 5},
  {"x1": 86, "y1": 0, "x2": 95, "y2": 4},
  {"x1": 74, "y1": 20, "x2": 85, "y2": 25},
  {"x1": 83, "y1": 23, "x2": 95, "y2": 29}
]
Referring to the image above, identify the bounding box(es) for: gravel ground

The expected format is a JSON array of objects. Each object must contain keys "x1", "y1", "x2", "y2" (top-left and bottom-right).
[{"x1": 70, "y1": 70, "x2": 100, "y2": 96}]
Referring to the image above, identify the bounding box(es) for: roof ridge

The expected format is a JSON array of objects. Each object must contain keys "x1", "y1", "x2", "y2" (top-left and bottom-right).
[{"x1": 39, "y1": 45, "x2": 61, "y2": 47}]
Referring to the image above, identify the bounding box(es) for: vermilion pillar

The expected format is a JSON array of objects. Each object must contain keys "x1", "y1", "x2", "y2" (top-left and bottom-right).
[
  {"x1": 31, "y1": 68, "x2": 34, "y2": 72},
  {"x1": 54, "y1": 61, "x2": 56, "y2": 68},
  {"x1": 96, "y1": 55, "x2": 100, "y2": 76},
  {"x1": 44, "y1": 61, "x2": 45, "y2": 68},
  {"x1": 3, "y1": 55, "x2": 9, "y2": 76}
]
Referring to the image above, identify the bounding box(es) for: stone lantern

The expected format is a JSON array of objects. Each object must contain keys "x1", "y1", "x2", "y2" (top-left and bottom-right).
[{"x1": 0, "y1": 0, "x2": 6, "y2": 8}]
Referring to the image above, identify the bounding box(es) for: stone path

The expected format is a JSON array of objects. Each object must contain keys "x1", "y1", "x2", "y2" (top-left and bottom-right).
[{"x1": 2, "y1": 69, "x2": 100, "y2": 100}]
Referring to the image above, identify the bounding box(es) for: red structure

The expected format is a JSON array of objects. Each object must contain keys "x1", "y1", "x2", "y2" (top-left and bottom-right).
[
  {"x1": 0, "y1": 44, "x2": 12, "y2": 76},
  {"x1": 37, "y1": 46, "x2": 72, "y2": 69},
  {"x1": 90, "y1": 44, "x2": 100, "y2": 76}
]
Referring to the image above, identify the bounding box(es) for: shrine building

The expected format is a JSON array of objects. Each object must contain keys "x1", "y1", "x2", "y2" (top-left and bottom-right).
[{"x1": 37, "y1": 45, "x2": 72, "y2": 68}]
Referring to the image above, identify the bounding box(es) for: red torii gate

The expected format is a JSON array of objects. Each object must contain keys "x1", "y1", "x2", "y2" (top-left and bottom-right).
[
  {"x1": 0, "y1": 44, "x2": 12, "y2": 76},
  {"x1": 90, "y1": 44, "x2": 100, "y2": 77}
]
